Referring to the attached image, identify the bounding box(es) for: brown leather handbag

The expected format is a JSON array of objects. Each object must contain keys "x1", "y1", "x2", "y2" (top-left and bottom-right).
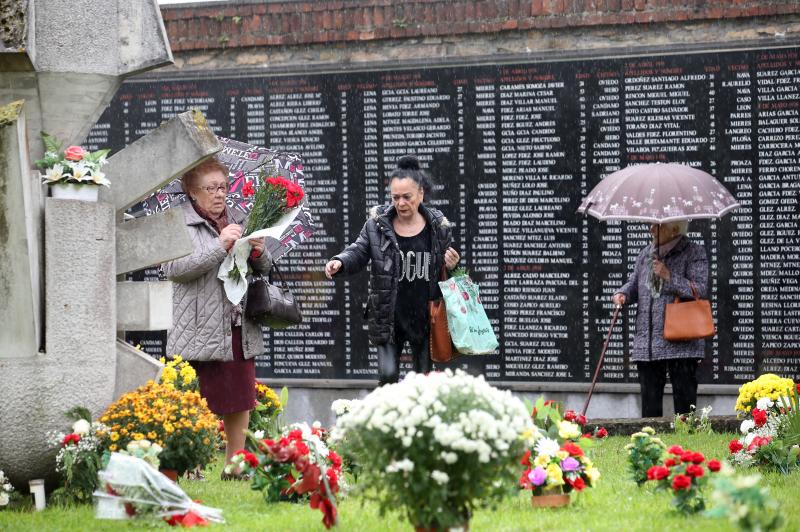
[
  {"x1": 429, "y1": 266, "x2": 459, "y2": 363},
  {"x1": 663, "y1": 282, "x2": 715, "y2": 341}
]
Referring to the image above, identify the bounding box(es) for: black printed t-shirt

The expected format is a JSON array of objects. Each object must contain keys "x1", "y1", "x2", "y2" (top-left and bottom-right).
[{"x1": 394, "y1": 224, "x2": 432, "y2": 345}]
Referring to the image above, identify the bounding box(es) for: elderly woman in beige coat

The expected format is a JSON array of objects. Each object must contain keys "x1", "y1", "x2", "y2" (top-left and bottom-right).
[{"x1": 163, "y1": 157, "x2": 271, "y2": 476}]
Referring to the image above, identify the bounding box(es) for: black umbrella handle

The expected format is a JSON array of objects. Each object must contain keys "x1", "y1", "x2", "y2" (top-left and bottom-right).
[{"x1": 581, "y1": 304, "x2": 622, "y2": 418}]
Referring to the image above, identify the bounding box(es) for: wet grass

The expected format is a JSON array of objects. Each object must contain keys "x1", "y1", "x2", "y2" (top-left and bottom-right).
[{"x1": 1, "y1": 432, "x2": 799, "y2": 531}]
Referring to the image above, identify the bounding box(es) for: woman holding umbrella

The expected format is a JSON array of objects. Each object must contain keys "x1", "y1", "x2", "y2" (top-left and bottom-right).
[
  {"x1": 578, "y1": 163, "x2": 738, "y2": 418},
  {"x1": 612, "y1": 221, "x2": 709, "y2": 417}
]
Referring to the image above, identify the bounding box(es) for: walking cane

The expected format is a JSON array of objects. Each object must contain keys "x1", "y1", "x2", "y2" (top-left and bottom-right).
[{"x1": 581, "y1": 304, "x2": 622, "y2": 417}]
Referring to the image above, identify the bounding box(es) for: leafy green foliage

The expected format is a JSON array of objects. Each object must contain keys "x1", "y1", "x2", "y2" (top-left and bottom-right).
[{"x1": 706, "y1": 467, "x2": 784, "y2": 531}]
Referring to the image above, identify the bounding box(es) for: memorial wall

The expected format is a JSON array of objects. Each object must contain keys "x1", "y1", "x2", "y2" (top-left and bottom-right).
[{"x1": 92, "y1": 45, "x2": 800, "y2": 387}]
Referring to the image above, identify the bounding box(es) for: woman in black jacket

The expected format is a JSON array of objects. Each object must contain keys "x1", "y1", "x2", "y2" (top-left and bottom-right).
[{"x1": 325, "y1": 156, "x2": 460, "y2": 385}]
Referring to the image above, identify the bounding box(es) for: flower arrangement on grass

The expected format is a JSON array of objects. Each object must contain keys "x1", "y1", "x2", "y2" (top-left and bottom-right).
[
  {"x1": 47, "y1": 407, "x2": 107, "y2": 506},
  {"x1": 646, "y1": 445, "x2": 721, "y2": 514},
  {"x1": 35, "y1": 132, "x2": 110, "y2": 187},
  {"x1": 520, "y1": 399, "x2": 600, "y2": 499},
  {"x1": 704, "y1": 464, "x2": 784, "y2": 531},
  {"x1": 626, "y1": 426, "x2": 667, "y2": 486},
  {"x1": 332, "y1": 369, "x2": 533, "y2": 530},
  {"x1": 674, "y1": 404, "x2": 713, "y2": 435},
  {"x1": 159, "y1": 355, "x2": 198, "y2": 392},
  {"x1": 735, "y1": 374, "x2": 795, "y2": 415},
  {"x1": 226, "y1": 423, "x2": 342, "y2": 529},
  {"x1": 98, "y1": 381, "x2": 219, "y2": 475},
  {"x1": 0, "y1": 470, "x2": 13, "y2": 508},
  {"x1": 728, "y1": 383, "x2": 800, "y2": 473}
]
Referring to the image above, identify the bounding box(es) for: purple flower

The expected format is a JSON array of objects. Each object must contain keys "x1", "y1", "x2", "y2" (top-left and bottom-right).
[
  {"x1": 528, "y1": 466, "x2": 547, "y2": 486},
  {"x1": 560, "y1": 457, "x2": 581, "y2": 472}
]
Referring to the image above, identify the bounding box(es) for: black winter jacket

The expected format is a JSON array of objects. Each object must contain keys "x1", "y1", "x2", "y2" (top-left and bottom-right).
[{"x1": 332, "y1": 203, "x2": 453, "y2": 345}]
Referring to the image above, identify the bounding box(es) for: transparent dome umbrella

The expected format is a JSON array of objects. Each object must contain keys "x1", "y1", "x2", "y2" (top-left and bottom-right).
[{"x1": 576, "y1": 163, "x2": 740, "y2": 416}]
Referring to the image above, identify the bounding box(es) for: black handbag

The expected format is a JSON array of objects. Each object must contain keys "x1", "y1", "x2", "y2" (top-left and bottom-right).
[{"x1": 245, "y1": 263, "x2": 303, "y2": 329}]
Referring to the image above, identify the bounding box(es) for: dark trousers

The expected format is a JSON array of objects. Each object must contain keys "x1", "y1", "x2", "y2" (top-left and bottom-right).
[
  {"x1": 637, "y1": 359, "x2": 699, "y2": 417},
  {"x1": 377, "y1": 335, "x2": 431, "y2": 386}
]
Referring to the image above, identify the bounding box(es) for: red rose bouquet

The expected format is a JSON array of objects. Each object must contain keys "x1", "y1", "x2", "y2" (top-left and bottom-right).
[
  {"x1": 226, "y1": 422, "x2": 341, "y2": 529},
  {"x1": 243, "y1": 167, "x2": 305, "y2": 236},
  {"x1": 646, "y1": 445, "x2": 721, "y2": 514}
]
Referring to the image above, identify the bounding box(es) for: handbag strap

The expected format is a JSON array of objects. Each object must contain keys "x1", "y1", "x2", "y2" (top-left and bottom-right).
[
  {"x1": 689, "y1": 281, "x2": 700, "y2": 300},
  {"x1": 271, "y1": 262, "x2": 289, "y2": 289}
]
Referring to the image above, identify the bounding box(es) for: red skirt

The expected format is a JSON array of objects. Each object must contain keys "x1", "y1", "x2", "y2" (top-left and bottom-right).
[{"x1": 191, "y1": 326, "x2": 256, "y2": 415}]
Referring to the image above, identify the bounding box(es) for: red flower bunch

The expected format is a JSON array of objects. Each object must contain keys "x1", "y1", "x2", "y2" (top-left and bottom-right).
[
  {"x1": 243, "y1": 169, "x2": 306, "y2": 236},
  {"x1": 729, "y1": 439, "x2": 743, "y2": 453},
  {"x1": 242, "y1": 180, "x2": 255, "y2": 198},
  {"x1": 646, "y1": 446, "x2": 720, "y2": 514},
  {"x1": 62, "y1": 433, "x2": 81, "y2": 446},
  {"x1": 265, "y1": 177, "x2": 304, "y2": 208},
  {"x1": 747, "y1": 436, "x2": 772, "y2": 452},
  {"x1": 230, "y1": 424, "x2": 341, "y2": 529},
  {"x1": 751, "y1": 408, "x2": 768, "y2": 427},
  {"x1": 564, "y1": 409, "x2": 587, "y2": 427}
]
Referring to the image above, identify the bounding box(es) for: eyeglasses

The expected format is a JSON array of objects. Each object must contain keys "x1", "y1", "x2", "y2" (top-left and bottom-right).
[{"x1": 201, "y1": 184, "x2": 229, "y2": 195}]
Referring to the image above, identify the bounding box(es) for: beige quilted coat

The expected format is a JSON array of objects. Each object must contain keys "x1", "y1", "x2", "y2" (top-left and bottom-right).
[{"x1": 163, "y1": 201, "x2": 271, "y2": 362}]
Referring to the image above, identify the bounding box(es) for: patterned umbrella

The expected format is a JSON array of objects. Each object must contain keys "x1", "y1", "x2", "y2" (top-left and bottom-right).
[
  {"x1": 129, "y1": 136, "x2": 314, "y2": 262},
  {"x1": 577, "y1": 163, "x2": 740, "y2": 223}
]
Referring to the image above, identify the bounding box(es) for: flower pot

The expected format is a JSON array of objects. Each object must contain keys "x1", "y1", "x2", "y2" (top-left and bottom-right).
[
  {"x1": 50, "y1": 183, "x2": 99, "y2": 202},
  {"x1": 531, "y1": 493, "x2": 570, "y2": 508},
  {"x1": 159, "y1": 468, "x2": 179, "y2": 482}
]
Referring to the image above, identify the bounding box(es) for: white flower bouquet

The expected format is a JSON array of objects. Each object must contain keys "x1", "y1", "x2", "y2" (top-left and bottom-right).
[
  {"x1": 332, "y1": 369, "x2": 533, "y2": 530},
  {"x1": 0, "y1": 469, "x2": 13, "y2": 508},
  {"x1": 35, "y1": 132, "x2": 110, "y2": 187}
]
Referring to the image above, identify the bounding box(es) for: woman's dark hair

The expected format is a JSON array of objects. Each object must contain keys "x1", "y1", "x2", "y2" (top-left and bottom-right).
[{"x1": 389, "y1": 155, "x2": 434, "y2": 199}]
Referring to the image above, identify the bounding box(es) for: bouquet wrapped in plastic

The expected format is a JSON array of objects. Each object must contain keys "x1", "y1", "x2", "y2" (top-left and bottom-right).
[{"x1": 94, "y1": 453, "x2": 224, "y2": 525}]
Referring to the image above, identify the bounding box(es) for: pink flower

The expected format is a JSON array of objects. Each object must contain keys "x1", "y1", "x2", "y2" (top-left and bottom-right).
[{"x1": 64, "y1": 145, "x2": 87, "y2": 161}]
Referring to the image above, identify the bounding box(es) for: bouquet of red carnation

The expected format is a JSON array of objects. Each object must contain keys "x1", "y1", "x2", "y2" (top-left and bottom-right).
[
  {"x1": 243, "y1": 168, "x2": 305, "y2": 236},
  {"x1": 646, "y1": 445, "x2": 721, "y2": 514},
  {"x1": 226, "y1": 423, "x2": 341, "y2": 529}
]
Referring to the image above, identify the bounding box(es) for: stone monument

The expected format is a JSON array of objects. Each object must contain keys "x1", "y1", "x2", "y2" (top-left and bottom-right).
[{"x1": 0, "y1": 0, "x2": 221, "y2": 485}]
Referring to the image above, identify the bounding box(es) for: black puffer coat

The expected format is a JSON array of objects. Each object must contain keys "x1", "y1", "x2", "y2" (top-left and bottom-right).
[{"x1": 332, "y1": 203, "x2": 453, "y2": 345}]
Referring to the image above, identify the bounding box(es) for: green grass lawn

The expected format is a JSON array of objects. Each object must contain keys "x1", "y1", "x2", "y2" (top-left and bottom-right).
[{"x1": 2, "y1": 432, "x2": 798, "y2": 531}]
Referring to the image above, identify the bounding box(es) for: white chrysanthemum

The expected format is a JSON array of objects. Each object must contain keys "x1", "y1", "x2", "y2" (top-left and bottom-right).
[
  {"x1": 0, "y1": 492, "x2": 8, "y2": 506},
  {"x1": 385, "y1": 458, "x2": 414, "y2": 474},
  {"x1": 72, "y1": 419, "x2": 91, "y2": 435},
  {"x1": 756, "y1": 397, "x2": 774, "y2": 410},
  {"x1": 534, "y1": 437, "x2": 560, "y2": 457},
  {"x1": 253, "y1": 430, "x2": 265, "y2": 440},
  {"x1": 331, "y1": 399, "x2": 352, "y2": 416},
  {"x1": 441, "y1": 451, "x2": 458, "y2": 464},
  {"x1": 740, "y1": 419, "x2": 755, "y2": 434},
  {"x1": 431, "y1": 470, "x2": 449, "y2": 485}
]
